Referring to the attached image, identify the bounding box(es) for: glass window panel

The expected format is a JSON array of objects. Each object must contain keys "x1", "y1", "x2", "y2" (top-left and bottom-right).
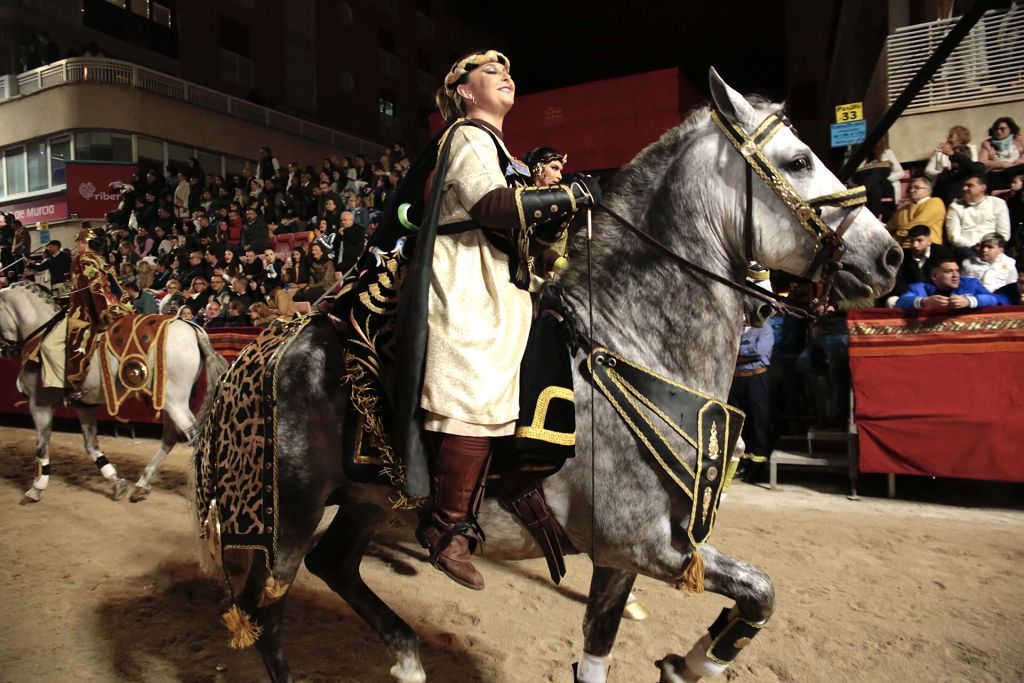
[
  {"x1": 224, "y1": 156, "x2": 248, "y2": 177},
  {"x1": 75, "y1": 132, "x2": 133, "y2": 162},
  {"x1": 196, "y1": 151, "x2": 222, "y2": 178},
  {"x1": 166, "y1": 143, "x2": 193, "y2": 176},
  {"x1": 152, "y1": 2, "x2": 172, "y2": 27},
  {"x1": 50, "y1": 137, "x2": 70, "y2": 186},
  {"x1": 5, "y1": 147, "x2": 25, "y2": 195},
  {"x1": 130, "y1": 0, "x2": 149, "y2": 18},
  {"x1": 27, "y1": 141, "x2": 48, "y2": 191},
  {"x1": 136, "y1": 136, "x2": 164, "y2": 175}
]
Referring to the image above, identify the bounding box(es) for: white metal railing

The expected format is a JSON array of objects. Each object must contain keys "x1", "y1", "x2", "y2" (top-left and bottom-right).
[
  {"x1": 2, "y1": 57, "x2": 383, "y2": 156},
  {"x1": 887, "y1": 7, "x2": 1024, "y2": 111}
]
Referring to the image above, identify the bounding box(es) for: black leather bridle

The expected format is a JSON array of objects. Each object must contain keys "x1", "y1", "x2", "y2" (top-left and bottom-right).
[{"x1": 599, "y1": 108, "x2": 869, "y2": 319}]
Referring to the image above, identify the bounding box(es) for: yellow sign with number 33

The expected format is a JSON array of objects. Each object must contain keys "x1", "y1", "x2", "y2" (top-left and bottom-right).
[{"x1": 835, "y1": 102, "x2": 863, "y2": 123}]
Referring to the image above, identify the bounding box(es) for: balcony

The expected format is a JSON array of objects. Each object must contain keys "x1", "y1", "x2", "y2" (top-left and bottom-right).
[{"x1": 0, "y1": 57, "x2": 381, "y2": 156}]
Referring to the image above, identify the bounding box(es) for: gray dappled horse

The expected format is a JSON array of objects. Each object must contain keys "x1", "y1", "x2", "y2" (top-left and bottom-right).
[
  {"x1": 198, "y1": 71, "x2": 900, "y2": 682},
  {"x1": 0, "y1": 281, "x2": 228, "y2": 503}
]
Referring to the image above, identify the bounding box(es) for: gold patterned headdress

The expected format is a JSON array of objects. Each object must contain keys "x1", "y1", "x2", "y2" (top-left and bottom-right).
[
  {"x1": 436, "y1": 50, "x2": 510, "y2": 121},
  {"x1": 76, "y1": 228, "x2": 97, "y2": 243}
]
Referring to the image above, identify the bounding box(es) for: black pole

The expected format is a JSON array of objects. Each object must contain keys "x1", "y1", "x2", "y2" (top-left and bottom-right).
[{"x1": 838, "y1": 0, "x2": 996, "y2": 182}]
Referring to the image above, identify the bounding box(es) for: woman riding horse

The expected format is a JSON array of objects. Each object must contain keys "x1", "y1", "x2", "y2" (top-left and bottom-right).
[{"x1": 400, "y1": 50, "x2": 597, "y2": 590}]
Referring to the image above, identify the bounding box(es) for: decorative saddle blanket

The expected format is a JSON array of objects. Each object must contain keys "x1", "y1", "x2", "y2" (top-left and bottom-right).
[
  {"x1": 195, "y1": 315, "x2": 315, "y2": 570},
  {"x1": 584, "y1": 347, "x2": 745, "y2": 547},
  {"x1": 98, "y1": 314, "x2": 174, "y2": 416}
]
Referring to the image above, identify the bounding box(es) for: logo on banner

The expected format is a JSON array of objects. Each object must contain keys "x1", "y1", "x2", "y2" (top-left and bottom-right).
[
  {"x1": 79, "y1": 182, "x2": 97, "y2": 200},
  {"x1": 77, "y1": 181, "x2": 119, "y2": 202}
]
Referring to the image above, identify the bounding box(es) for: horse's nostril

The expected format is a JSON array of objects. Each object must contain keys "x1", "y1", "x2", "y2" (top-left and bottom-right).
[{"x1": 884, "y1": 245, "x2": 903, "y2": 272}]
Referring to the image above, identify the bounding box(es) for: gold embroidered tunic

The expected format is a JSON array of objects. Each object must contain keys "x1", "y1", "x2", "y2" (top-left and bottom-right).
[{"x1": 420, "y1": 124, "x2": 532, "y2": 436}]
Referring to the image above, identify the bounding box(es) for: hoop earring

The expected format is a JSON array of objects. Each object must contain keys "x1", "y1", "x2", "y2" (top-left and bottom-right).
[{"x1": 466, "y1": 93, "x2": 477, "y2": 106}]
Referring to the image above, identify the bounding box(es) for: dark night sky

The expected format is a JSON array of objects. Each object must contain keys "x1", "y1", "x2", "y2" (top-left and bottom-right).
[{"x1": 452, "y1": 3, "x2": 790, "y2": 100}]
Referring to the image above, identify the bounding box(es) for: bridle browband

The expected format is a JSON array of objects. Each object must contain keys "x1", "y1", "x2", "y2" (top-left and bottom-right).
[{"x1": 599, "y1": 107, "x2": 869, "y2": 319}]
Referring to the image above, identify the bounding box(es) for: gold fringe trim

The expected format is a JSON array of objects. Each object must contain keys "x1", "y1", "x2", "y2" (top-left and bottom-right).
[
  {"x1": 221, "y1": 604, "x2": 262, "y2": 649},
  {"x1": 676, "y1": 549, "x2": 705, "y2": 594},
  {"x1": 258, "y1": 576, "x2": 290, "y2": 607}
]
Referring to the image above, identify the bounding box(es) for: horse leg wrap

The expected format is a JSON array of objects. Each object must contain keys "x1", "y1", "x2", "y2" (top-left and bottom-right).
[
  {"x1": 34, "y1": 459, "x2": 51, "y2": 490},
  {"x1": 94, "y1": 454, "x2": 116, "y2": 480},
  {"x1": 574, "y1": 652, "x2": 610, "y2": 683},
  {"x1": 683, "y1": 606, "x2": 765, "y2": 679}
]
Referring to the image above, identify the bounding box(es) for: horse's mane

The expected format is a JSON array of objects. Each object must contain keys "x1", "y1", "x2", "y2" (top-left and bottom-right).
[
  {"x1": 7, "y1": 281, "x2": 61, "y2": 313},
  {"x1": 568, "y1": 97, "x2": 784, "y2": 275}
]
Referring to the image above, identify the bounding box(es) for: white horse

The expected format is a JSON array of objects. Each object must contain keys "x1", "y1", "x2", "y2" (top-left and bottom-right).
[{"x1": 0, "y1": 281, "x2": 229, "y2": 503}]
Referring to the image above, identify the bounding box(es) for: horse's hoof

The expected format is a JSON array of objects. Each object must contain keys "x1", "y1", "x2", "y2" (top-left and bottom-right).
[
  {"x1": 111, "y1": 478, "x2": 129, "y2": 501},
  {"x1": 129, "y1": 485, "x2": 151, "y2": 503},
  {"x1": 20, "y1": 488, "x2": 43, "y2": 504},
  {"x1": 656, "y1": 655, "x2": 696, "y2": 683}
]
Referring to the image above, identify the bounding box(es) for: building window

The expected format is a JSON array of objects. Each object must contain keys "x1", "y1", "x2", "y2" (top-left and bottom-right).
[
  {"x1": 74, "y1": 132, "x2": 133, "y2": 162},
  {"x1": 151, "y1": 2, "x2": 172, "y2": 28},
  {"x1": 219, "y1": 16, "x2": 251, "y2": 57},
  {"x1": 225, "y1": 156, "x2": 249, "y2": 177},
  {"x1": 166, "y1": 143, "x2": 193, "y2": 175},
  {"x1": 5, "y1": 147, "x2": 26, "y2": 196},
  {"x1": 379, "y1": 89, "x2": 397, "y2": 119},
  {"x1": 379, "y1": 29, "x2": 396, "y2": 55},
  {"x1": 129, "y1": 0, "x2": 150, "y2": 18},
  {"x1": 50, "y1": 137, "x2": 70, "y2": 186},
  {"x1": 27, "y1": 141, "x2": 48, "y2": 192},
  {"x1": 105, "y1": 0, "x2": 126, "y2": 7},
  {"x1": 136, "y1": 136, "x2": 164, "y2": 175},
  {"x1": 219, "y1": 49, "x2": 255, "y2": 89},
  {"x1": 196, "y1": 150, "x2": 222, "y2": 178},
  {"x1": 417, "y1": 49, "x2": 431, "y2": 74}
]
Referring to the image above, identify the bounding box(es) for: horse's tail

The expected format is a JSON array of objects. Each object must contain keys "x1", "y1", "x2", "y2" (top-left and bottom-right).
[{"x1": 191, "y1": 325, "x2": 230, "y2": 444}]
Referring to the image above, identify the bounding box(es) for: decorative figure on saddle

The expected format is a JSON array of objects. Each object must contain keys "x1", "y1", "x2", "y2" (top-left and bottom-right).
[{"x1": 37, "y1": 228, "x2": 131, "y2": 402}]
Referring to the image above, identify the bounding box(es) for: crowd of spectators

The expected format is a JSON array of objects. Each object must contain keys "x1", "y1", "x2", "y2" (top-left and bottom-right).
[
  {"x1": 1, "y1": 141, "x2": 413, "y2": 328},
  {"x1": 855, "y1": 116, "x2": 1024, "y2": 312}
]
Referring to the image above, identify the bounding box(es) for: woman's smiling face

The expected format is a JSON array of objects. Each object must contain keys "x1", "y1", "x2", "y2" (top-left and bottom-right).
[{"x1": 460, "y1": 61, "x2": 514, "y2": 114}]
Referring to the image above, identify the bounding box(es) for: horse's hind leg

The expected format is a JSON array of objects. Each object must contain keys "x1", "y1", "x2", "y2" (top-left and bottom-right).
[
  {"x1": 130, "y1": 412, "x2": 181, "y2": 502},
  {"x1": 574, "y1": 566, "x2": 637, "y2": 683},
  {"x1": 305, "y1": 502, "x2": 425, "y2": 683},
  {"x1": 77, "y1": 407, "x2": 128, "y2": 500},
  {"x1": 657, "y1": 545, "x2": 774, "y2": 682},
  {"x1": 22, "y1": 376, "x2": 54, "y2": 503}
]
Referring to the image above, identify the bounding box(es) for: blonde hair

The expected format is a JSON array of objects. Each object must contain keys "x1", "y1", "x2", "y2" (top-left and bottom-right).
[
  {"x1": 949, "y1": 125, "x2": 971, "y2": 144},
  {"x1": 435, "y1": 49, "x2": 510, "y2": 121}
]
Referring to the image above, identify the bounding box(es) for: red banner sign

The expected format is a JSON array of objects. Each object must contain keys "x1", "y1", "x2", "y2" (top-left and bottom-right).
[
  {"x1": 0, "y1": 194, "x2": 68, "y2": 223},
  {"x1": 65, "y1": 161, "x2": 136, "y2": 219}
]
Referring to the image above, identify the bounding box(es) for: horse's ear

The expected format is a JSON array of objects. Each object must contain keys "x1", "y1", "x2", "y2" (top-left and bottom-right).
[{"x1": 708, "y1": 67, "x2": 757, "y2": 129}]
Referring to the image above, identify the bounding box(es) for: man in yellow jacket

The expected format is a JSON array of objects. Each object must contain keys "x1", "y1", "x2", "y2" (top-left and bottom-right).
[{"x1": 886, "y1": 177, "x2": 947, "y2": 246}]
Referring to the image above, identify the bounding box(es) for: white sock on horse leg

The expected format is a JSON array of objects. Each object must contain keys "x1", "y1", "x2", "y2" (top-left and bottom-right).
[
  {"x1": 34, "y1": 458, "x2": 50, "y2": 490},
  {"x1": 682, "y1": 634, "x2": 729, "y2": 679},
  {"x1": 94, "y1": 454, "x2": 116, "y2": 480},
  {"x1": 576, "y1": 651, "x2": 610, "y2": 682}
]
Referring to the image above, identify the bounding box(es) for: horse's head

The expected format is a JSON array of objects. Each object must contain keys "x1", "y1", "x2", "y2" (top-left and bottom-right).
[
  {"x1": 708, "y1": 68, "x2": 901, "y2": 300},
  {"x1": 0, "y1": 283, "x2": 59, "y2": 351}
]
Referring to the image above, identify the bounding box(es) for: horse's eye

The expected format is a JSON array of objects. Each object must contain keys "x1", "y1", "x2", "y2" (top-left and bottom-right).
[{"x1": 788, "y1": 156, "x2": 812, "y2": 172}]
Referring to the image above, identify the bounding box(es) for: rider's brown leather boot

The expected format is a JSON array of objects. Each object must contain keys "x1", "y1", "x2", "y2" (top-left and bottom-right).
[{"x1": 416, "y1": 434, "x2": 491, "y2": 590}]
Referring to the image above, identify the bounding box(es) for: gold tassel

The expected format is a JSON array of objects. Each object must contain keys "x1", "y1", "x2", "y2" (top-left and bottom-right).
[
  {"x1": 258, "y1": 576, "x2": 290, "y2": 607},
  {"x1": 221, "y1": 604, "x2": 262, "y2": 649},
  {"x1": 677, "y1": 549, "x2": 705, "y2": 594}
]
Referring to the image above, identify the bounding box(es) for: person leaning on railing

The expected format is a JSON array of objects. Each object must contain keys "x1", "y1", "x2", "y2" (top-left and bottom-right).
[{"x1": 979, "y1": 117, "x2": 1024, "y2": 191}]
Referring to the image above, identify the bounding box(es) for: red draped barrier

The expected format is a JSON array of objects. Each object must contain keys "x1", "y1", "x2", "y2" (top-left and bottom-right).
[
  {"x1": 0, "y1": 326, "x2": 261, "y2": 424},
  {"x1": 848, "y1": 307, "x2": 1024, "y2": 482}
]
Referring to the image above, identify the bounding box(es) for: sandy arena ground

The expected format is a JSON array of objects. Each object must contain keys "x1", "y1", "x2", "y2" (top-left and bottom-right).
[{"x1": 0, "y1": 420, "x2": 1022, "y2": 683}]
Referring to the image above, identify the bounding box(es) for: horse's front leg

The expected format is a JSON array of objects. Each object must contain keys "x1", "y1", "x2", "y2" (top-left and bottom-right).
[
  {"x1": 657, "y1": 544, "x2": 774, "y2": 682},
  {"x1": 574, "y1": 565, "x2": 637, "y2": 683},
  {"x1": 21, "y1": 373, "x2": 54, "y2": 504},
  {"x1": 76, "y1": 407, "x2": 128, "y2": 501}
]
